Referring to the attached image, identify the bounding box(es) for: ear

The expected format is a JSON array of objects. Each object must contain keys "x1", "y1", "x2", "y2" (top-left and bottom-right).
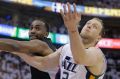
[{"x1": 97, "y1": 35, "x2": 102, "y2": 42}]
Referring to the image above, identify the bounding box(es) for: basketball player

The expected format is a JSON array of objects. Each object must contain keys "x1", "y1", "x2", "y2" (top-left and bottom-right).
[
  {"x1": 28, "y1": 19, "x2": 57, "y2": 79},
  {"x1": 0, "y1": 3, "x2": 106, "y2": 79},
  {"x1": 0, "y1": 19, "x2": 58, "y2": 79}
]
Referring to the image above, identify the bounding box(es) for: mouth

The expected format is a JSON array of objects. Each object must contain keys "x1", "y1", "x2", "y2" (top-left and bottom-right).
[{"x1": 29, "y1": 35, "x2": 37, "y2": 39}]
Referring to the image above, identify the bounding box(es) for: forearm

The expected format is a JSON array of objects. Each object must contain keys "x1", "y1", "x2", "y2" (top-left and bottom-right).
[
  {"x1": 17, "y1": 53, "x2": 47, "y2": 71},
  {"x1": 68, "y1": 29, "x2": 86, "y2": 64},
  {"x1": 17, "y1": 53, "x2": 58, "y2": 71},
  {"x1": 26, "y1": 57, "x2": 47, "y2": 71},
  {"x1": 0, "y1": 39, "x2": 28, "y2": 53}
]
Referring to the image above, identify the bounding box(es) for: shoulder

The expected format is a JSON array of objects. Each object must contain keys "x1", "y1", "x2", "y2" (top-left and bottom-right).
[
  {"x1": 86, "y1": 47, "x2": 106, "y2": 75},
  {"x1": 87, "y1": 47, "x2": 105, "y2": 62},
  {"x1": 87, "y1": 47, "x2": 103, "y2": 55},
  {"x1": 30, "y1": 39, "x2": 48, "y2": 46}
]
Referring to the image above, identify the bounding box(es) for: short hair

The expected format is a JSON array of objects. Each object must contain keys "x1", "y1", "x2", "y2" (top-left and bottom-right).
[
  {"x1": 78, "y1": 18, "x2": 105, "y2": 38},
  {"x1": 32, "y1": 18, "x2": 50, "y2": 33},
  {"x1": 92, "y1": 18, "x2": 105, "y2": 38}
]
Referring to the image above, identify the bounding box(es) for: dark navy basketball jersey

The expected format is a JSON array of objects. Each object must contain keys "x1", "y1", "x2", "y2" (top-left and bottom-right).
[{"x1": 31, "y1": 37, "x2": 57, "y2": 79}]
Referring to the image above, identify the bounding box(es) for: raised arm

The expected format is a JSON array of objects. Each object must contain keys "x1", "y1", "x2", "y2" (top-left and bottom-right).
[
  {"x1": 12, "y1": 47, "x2": 62, "y2": 71},
  {"x1": 60, "y1": 3, "x2": 103, "y2": 66},
  {"x1": 0, "y1": 38, "x2": 52, "y2": 56}
]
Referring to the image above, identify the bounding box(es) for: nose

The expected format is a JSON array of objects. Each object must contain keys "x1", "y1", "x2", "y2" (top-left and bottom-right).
[
  {"x1": 87, "y1": 25, "x2": 91, "y2": 29},
  {"x1": 30, "y1": 28, "x2": 36, "y2": 34}
]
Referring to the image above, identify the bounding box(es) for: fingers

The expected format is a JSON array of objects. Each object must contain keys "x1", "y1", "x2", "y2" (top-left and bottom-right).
[
  {"x1": 73, "y1": 3, "x2": 77, "y2": 13},
  {"x1": 60, "y1": 2, "x2": 77, "y2": 15},
  {"x1": 63, "y1": 4, "x2": 67, "y2": 14},
  {"x1": 63, "y1": 2, "x2": 71, "y2": 14},
  {"x1": 60, "y1": 9, "x2": 67, "y2": 21},
  {"x1": 60, "y1": 2, "x2": 80, "y2": 21},
  {"x1": 67, "y1": 2, "x2": 71, "y2": 13},
  {"x1": 77, "y1": 12, "x2": 81, "y2": 18}
]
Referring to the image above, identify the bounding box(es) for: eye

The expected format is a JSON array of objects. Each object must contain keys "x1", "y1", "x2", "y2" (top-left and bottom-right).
[
  {"x1": 30, "y1": 26, "x2": 33, "y2": 30},
  {"x1": 35, "y1": 27, "x2": 41, "y2": 31}
]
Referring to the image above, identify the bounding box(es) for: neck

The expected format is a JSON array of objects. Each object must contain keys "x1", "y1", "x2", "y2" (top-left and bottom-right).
[
  {"x1": 82, "y1": 37, "x2": 96, "y2": 49},
  {"x1": 30, "y1": 37, "x2": 47, "y2": 41}
]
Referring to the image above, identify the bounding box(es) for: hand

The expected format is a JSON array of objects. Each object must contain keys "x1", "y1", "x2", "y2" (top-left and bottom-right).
[{"x1": 60, "y1": 2, "x2": 81, "y2": 32}]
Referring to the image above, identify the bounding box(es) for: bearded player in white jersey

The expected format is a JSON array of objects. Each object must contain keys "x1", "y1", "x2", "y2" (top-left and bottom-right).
[{"x1": 0, "y1": 2, "x2": 106, "y2": 79}]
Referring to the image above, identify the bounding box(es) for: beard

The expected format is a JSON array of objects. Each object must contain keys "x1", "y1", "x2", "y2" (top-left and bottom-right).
[
  {"x1": 80, "y1": 33, "x2": 89, "y2": 39},
  {"x1": 80, "y1": 33, "x2": 95, "y2": 45},
  {"x1": 29, "y1": 35, "x2": 46, "y2": 40},
  {"x1": 29, "y1": 36, "x2": 37, "y2": 40}
]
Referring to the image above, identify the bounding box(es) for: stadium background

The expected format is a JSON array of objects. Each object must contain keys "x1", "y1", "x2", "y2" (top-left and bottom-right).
[{"x1": 0, "y1": 0, "x2": 120, "y2": 79}]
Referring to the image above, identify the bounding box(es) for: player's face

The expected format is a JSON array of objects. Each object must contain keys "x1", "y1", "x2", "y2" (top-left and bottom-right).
[
  {"x1": 29, "y1": 20, "x2": 48, "y2": 40},
  {"x1": 80, "y1": 19, "x2": 102, "y2": 40}
]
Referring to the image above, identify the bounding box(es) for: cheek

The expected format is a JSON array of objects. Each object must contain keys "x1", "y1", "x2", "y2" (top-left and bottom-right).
[
  {"x1": 92, "y1": 30, "x2": 99, "y2": 36},
  {"x1": 37, "y1": 31, "x2": 44, "y2": 35}
]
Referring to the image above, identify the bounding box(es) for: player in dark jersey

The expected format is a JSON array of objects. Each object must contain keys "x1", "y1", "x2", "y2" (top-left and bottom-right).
[
  {"x1": 0, "y1": 19, "x2": 59, "y2": 79},
  {"x1": 29, "y1": 19, "x2": 57, "y2": 79}
]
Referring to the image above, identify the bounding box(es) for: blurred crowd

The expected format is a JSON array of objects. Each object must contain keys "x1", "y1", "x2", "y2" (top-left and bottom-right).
[
  {"x1": 49, "y1": 0, "x2": 120, "y2": 9},
  {"x1": 0, "y1": 17, "x2": 120, "y2": 38},
  {"x1": 77, "y1": 0, "x2": 120, "y2": 9},
  {"x1": 0, "y1": 52, "x2": 31, "y2": 79},
  {"x1": 104, "y1": 50, "x2": 120, "y2": 79},
  {"x1": 0, "y1": 16, "x2": 68, "y2": 34}
]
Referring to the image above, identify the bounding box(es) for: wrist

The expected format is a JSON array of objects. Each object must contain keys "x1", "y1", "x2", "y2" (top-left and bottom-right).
[{"x1": 67, "y1": 28, "x2": 78, "y2": 33}]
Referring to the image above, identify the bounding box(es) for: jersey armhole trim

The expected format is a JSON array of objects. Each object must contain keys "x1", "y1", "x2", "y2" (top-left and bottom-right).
[{"x1": 85, "y1": 66, "x2": 104, "y2": 78}]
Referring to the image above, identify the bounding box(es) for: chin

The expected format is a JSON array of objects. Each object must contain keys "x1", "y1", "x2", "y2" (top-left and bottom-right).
[
  {"x1": 30, "y1": 37, "x2": 37, "y2": 40},
  {"x1": 81, "y1": 34, "x2": 91, "y2": 39},
  {"x1": 80, "y1": 33, "x2": 87, "y2": 37}
]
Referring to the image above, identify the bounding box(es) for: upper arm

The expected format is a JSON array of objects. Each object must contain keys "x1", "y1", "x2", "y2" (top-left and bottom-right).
[{"x1": 78, "y1": 48, "x2": 103, "y2": 66}]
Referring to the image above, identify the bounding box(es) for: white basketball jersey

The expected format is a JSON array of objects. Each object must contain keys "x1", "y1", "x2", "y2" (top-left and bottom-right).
[{"x1": 60, "y1": 44, "x2": 105, "y2": 79}]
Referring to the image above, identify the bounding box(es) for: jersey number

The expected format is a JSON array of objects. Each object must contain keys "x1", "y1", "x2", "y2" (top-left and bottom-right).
[{"x1": 62, "y1": 71, "x2": 69, "y2": 79}]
